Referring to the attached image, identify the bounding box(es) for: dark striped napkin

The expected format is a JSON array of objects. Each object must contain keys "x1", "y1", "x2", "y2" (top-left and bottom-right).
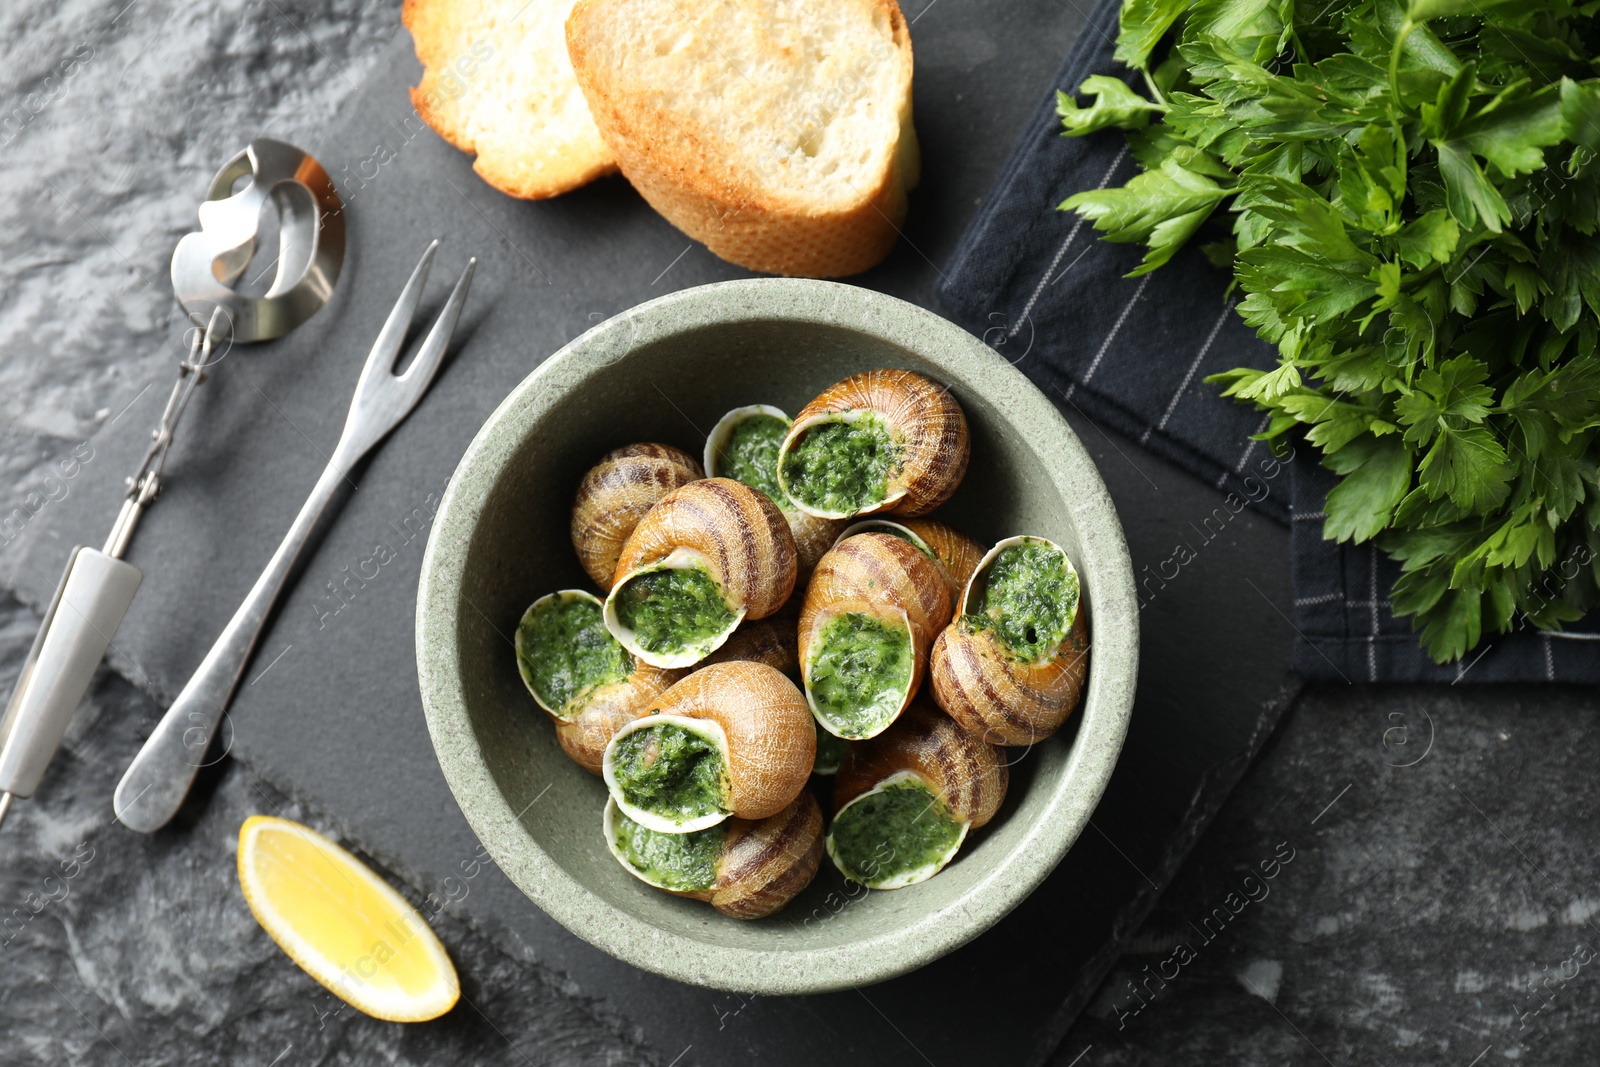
[{"x1": 936, "y1": 0, "x2": 1600, "y2": 684}]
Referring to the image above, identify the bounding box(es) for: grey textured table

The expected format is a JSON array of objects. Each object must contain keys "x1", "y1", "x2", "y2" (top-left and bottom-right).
[{"x1": 2, "y1": 2, "x2": 1597, "y2": 1066}]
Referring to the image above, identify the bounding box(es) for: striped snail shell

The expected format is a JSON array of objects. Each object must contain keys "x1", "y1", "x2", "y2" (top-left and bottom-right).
[
  {"x1": 600, "y1": 661, "x2": 815, "y2": 832},
  {"x1": 551, "y1": 671, "x2": 681, "y2": 775},
  {"x1": 826, "y1": 702, "x2": 1008, "y2": 890},
  {"x1": 603, "y1": 791, "x2": 824, "y2": 920},
  {"x1": 699, "y1": 618, "x2": 851, "y2": 777},
  {"x1": 514, "y1": 590, "x2": 683, "y2": 774},
  {"x1": 700, "y1": 617, "x2": 800, "y2": 678},
  {"x1": 776, "y1": 369, "x2": 970, "y2": 521},
  {"x1": 929, "y1": 535, "x2": 1090, "y2": 747},
  {"x1": 703, "y1": 404, "x2": 846, "y2": 585},
  {"x1": 836, "y1": 517, "x2": 987, "y2": 598},
  {"x1": 571, "y1": 443, "x2": 703, "y2": 591},
  {"x1": 603, "y1": 478, "x2": 798, "y2": 668},
  {"x1": 790, "y1": 511, "x2": 849, "y2": 587},
  {"x1": 798, "y1": 533, "x2": 954, "y2": 740}
]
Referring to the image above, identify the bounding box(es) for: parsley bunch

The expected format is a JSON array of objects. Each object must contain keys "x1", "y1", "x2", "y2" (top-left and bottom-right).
[{"x1": 1058, "y1": 0, "x2": 1600, "y2": 662}]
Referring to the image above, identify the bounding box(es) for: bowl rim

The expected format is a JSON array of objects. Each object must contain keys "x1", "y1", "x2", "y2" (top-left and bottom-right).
[{"x1": 416, "y1": 277, "x2": 1139, "y2": 994}]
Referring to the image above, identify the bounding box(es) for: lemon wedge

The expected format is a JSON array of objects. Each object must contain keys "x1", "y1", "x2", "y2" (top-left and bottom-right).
[{"x1": 237, "y1": 815, "x2": 460, "y2": 1022}]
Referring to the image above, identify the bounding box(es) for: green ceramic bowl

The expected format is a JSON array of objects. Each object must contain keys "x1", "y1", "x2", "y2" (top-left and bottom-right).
[{"x1": 416, "y1": 278, "x2": 1137, "y2": 994}]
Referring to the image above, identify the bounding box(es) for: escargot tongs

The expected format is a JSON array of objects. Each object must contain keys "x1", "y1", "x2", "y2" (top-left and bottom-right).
[
  {"x1": 113, "y1": 240, "x2": 475, "y2": 834},
  {"x1": 0, "y1": 139, "x2": 343, "y2": 831}
]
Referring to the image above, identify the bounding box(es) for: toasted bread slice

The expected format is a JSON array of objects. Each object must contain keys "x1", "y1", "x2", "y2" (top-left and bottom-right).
[
  {"x1": 405, "y1": 0, "x2": 616, "y2": 199},
  {"x1": 566, "y1": 0, "x2": 919, "y2": 277}
]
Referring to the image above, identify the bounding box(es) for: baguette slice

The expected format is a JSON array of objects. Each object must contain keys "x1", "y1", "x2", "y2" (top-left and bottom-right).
[
  {"x1": 566, "y1": 0, "x2": 920, "y2": 278},
  {"x1": 405, "y1": 0, "x2": 617, "y2": 199}
]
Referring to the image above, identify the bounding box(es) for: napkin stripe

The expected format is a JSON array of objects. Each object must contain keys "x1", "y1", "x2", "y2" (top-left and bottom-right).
[
  {"x1": 1013, "y1": 145, "x2": 1130, "y2": 336},
  {"x1": 1147, "y1": 302, "x2": 1232, "y2": 445},
  {"x1": 1071, "y1": 275, "x2": 1150, "y2": 397}
]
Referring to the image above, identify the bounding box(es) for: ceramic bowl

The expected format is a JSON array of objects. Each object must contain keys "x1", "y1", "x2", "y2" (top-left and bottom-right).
[{"x1": 416, "y1": 278, "x2": 1137, "y2": 994}]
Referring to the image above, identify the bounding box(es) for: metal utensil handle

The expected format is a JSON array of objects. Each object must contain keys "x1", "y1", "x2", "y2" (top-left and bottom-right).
[
  {"x1": 105, "y1": 310, "x2": 229, "y2": 560},
  {"x1": 111, "y1": 459, "x2": 348, "y2": 830},
  {"x1": 113, "y1": 242, "x2": 474, "y2": 833}
]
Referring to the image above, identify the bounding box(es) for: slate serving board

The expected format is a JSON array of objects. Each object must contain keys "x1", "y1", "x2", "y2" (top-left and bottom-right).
[{"x1": 0, "y1": 8, "x2": 1302, "y2": 1064}]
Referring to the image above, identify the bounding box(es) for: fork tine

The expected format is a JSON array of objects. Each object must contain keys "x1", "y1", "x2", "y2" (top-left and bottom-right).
[
  {"x1": 363, "y1": 239, "x2": 439, "y2": 378},
  {"x1": 394, "y1": 258, "x2": 476, "y2": 394}
]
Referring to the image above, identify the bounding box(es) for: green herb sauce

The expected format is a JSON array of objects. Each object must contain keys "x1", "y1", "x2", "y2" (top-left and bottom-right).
[
  {"x1": 780, "y1": 414, "x2": 902, "y2": 515},
  {"x1": 806, "y1": 611, "x2": 913, "y2": 739},
  {"x1": 828, "y1": 777, "x2": 965, "y2": 886},
  {"x1": 718, "y1": 413, "x2": 790, "y2": 503},
  {"x1": 813, "y1": 725, "x2": 850, "y2": 775},
  {"x1": 611, "y1": 806, "x2": 723, "y2": 891},
  {"x1": 964, "y1": 540, "x2": 1078, "y2": 662},
  {"x1": 610, "y1": 722, "x2": 729, "y2": 824},
  {"x1": 613, "y1": 565, "x2": 737, "y2": 655},
  {"x1": 516, "y1": 595, "x2": 631, "y2": 718}
]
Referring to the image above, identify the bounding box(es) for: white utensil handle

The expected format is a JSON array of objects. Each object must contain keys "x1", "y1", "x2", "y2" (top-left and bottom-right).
[{"x1": 0, "y1": 548, "x2": 143, "y2": 797}]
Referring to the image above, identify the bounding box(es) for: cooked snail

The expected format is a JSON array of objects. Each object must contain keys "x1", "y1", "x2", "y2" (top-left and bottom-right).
[
  {"x1": 604, "y1": 792, "x2": 823, "y2": 919},
  {"x1": 700, "y1": 617, "x2": 800, "y2": 676},
  {"x1": 603, "y1": 478, "x2": 798, "y2": 668},
  {"x1": 571, "y1": 443, "x2": 703, "y2": 591},
  {"x1": 827, "y1": 702, "x2": 1007, "y2": 889},
  {"x1": 704, "y1": 404, "x2": 846, "y2": 583},
  {"x1": 513, "y1": 590, "x2": 682, "y2": 774},
  {"x1": 836, "y1": 517, "x2": 987, "y2": 597},
  {"x1": 776, "y1": 369, "x2": 970, "y2": 521},
  {"x1": 600, "y1": 661, "x2": 815, "y2": 832},
  {"x1": 798, "y1": 533, "x2": 953, "y2": 741},
  {"x1": 930, "y1": 535, "x2": 1090, "y2": 747},
  {"x1": 691, "y1": 618, "x2": 848, "y2": 776}
]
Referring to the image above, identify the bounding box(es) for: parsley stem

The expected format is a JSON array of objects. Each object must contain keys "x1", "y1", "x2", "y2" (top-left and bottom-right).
[
  {"x1": 1388, "y1": 18, "x2": 1417, "y2": 105},
  {"x1": 1142, "y1": 68, "x2": 1167, "y2": 108},
  {"x1": 1288, "y1": 27, "x2": 1309, "y2": 69}
]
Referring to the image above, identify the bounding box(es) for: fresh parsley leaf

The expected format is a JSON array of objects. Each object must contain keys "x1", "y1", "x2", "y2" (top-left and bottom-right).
[
  {"x1": 1058, "y1": 76, "x2": 1168, "y2": 136},
  {"x1": 1324, "y1": 435, "x2": 1413, "y2": 543},
  {"x1": 1066, "y1": 0, "x2": 1600, "y2": 662},
  {"x1": 1393, "y1": 210, "x2": 1459, "y2": 267},
  {"x1": 1116, "y1": 0, "x2": 1192, "y2": 70},
  {"x1": 1061, "y1": 156, "x2": 1232, "y2": 275}
]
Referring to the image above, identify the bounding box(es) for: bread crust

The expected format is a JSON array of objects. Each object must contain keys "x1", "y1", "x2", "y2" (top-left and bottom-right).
[
  {"x1": 566, "y1": 0, "x2": 918, "y2": 277},
  {"x1": 404, "y1": 0, "x2": 618, "y2": 200}
]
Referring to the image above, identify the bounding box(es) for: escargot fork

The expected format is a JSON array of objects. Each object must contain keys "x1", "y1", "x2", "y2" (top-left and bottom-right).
[{"x1": 113, "y1": 241, "x2": 476, "y2": 834}]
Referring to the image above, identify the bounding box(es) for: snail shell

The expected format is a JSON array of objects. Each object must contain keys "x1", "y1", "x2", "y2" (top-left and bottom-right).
[
  {"x1": 604, "y1": 478, "x2": 798, "y2": 668},
  {"x1": 551, "y1": 668, "x2": 681, "y2": 775},
  {"x1": 827, "y1": 702, "x2": 1008, "y2": 889},
  {"x1": 703, "y1": 404, "x2": 790, "y2": 494},
  {"x1": 601, "y1": 661, "x2": 815, "y2": 831},
  {"x1": 776, "y1": 369, "x2": 970, "y2": 520},
  {"x1": 571, "y1": 443, "x2": 704, "y2": 591},
  {"x1": 703, "y1": 404, "x2": 846, "y2": 585},
  {"x1": 700, "y1": 619, "x2": 849, "y2": 775},
  {"x1": 929, "y1": 535, "x2": 1090, "y2": 747},
  {"x1": 700, "y1": 617, "x2": 800, "y2": 678},
  {"x1": 903, "y1": 519, "x2": 987, "y2": 594},
  {"x1": 514, "y1": 589, "x2": 684, "y2": 774},
  {"x1": 789, "y1": 511, "x2": 849, "y2": 587},
  {"x1": 836, "y1": 517, "x2": 987, "y2": 598},
  {"x1": 798, "y1": 533, "x2": 954, "y2": 740},
  {"x1": 603, "y1": 792, "x2": 824, "y2": 920}
]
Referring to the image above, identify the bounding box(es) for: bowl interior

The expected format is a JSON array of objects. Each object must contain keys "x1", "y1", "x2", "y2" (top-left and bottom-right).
[{"x1": 422, "y1": 281, "x2": 1134, "y2": 990}]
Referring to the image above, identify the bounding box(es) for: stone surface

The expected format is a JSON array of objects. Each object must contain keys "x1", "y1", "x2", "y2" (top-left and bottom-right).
[
  {"x1": 0, "y1": 0, "x2": 632, "y2": 1061},
  {"x1": 1053, "y1": 683, "x2": 1600, "y2": 1065},
  {"x1": 0, "y1": 615, "x2": 657, "y2": 1065}
]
